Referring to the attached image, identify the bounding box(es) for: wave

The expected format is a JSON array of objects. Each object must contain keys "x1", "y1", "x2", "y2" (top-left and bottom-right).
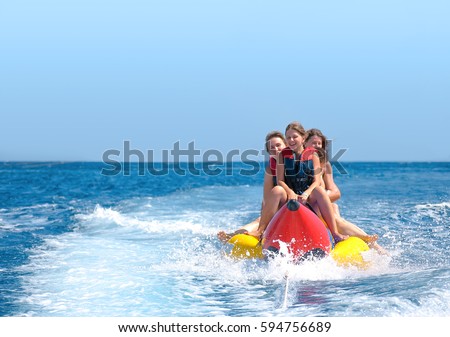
[
  {"x1": 74, "y1": 205, "x2": 205, "y2": 235},
  {"x1": 415, "y1": 202, "x2": 450, "y2": 221},
  {"x1": 72, "y1": 184, "x2": 263, "y2": 238},
  {"x1": 0, "y1": 204, "x2": 58, "y2": 234},
  {"x1": 415, "y1": 201, "x2": 450, "y2": 209},
  {"x1": 9, "y1": 184, "x2": 450, "y2": 317}
]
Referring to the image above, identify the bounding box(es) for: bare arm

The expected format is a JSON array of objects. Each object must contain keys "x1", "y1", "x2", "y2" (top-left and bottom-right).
[
  {"x1": 262, "y1": 165, "x2": 274, "y2": 203},
  {"x1": 323, "y1": 161, "x2": 341, "y2": 202}
]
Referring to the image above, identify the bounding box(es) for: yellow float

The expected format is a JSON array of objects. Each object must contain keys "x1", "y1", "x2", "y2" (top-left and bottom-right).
[
  {"x1": 330, "y1": 236, "x2": 370, "y2": 268},
  {"x1": 227, "y1": 234, "x2": 370, "y2": 268},
  {"x1": 225, "y1": 201, "x2": 372, "y2": 268},
  {"x1": 227, "y1": 234, "x2": 264, "y2": 259}
]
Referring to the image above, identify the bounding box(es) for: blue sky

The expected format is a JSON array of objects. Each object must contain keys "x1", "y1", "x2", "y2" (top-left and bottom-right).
[{"x1": 1, "y1": 0, "x2": 449, "y2": 161}]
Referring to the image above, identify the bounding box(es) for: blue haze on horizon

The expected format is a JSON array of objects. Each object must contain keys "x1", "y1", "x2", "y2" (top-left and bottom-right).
[{"x1": 1, "y1": 1, "x2": 449, "y2": 162}]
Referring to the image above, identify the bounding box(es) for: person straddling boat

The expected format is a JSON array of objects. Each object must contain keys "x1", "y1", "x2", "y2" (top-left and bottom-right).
[
  {"x1": 304, "y1": 128, "x2": 387, "y2": 253},
  {"x1": 248, "y1": 121, "x2": 348, "y2": 243},
  {"x1": 217, "y1": 131, "x2": 287, "y2": 242}
]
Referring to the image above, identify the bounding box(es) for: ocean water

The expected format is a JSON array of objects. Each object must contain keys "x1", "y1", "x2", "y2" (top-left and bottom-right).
[{"x1": 0, "y1": 161, "x2": 449, "y2": 317}]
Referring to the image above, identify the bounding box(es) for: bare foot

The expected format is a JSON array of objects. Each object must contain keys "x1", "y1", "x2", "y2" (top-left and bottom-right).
[
  {"x1": 246, "y1": 230, "x2": 263, "y2": 240},
  {"x1": 217, "y1": 229, "x2": 249, "y2": 243},
  {"x1": 217, "y1": 231, "x2": 233, "y2": 243},
  {"x1": 362, "y1": 234, "x2": 378, "y2": 244},
  {"x1": 333, "y1": 233, "x2": 349, "y2": 243},
  {"x1": 371, "y1": 242, "x2": 390, "y2": 256}
]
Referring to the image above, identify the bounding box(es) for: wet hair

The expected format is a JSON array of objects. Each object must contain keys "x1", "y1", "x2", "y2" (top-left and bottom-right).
[
  {"x1": 285, "y1": 121, "x2": 306, "y2": 137},
  {"x1": 265, "y1": 131, "x2": 286, "y2": 152}
]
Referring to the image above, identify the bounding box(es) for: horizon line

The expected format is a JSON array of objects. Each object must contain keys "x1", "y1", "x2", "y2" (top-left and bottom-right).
[{"x1": 1, "y1": 160, "x2": 449, "y2": 164}]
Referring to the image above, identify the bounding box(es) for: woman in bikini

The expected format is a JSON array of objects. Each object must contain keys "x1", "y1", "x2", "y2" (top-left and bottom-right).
[
  {"x1": 304, "y1": 128, "x2": 386, "y2": 252},
  {"x1": 269, "y1": 121, "x2": 348, "y2": 242}
]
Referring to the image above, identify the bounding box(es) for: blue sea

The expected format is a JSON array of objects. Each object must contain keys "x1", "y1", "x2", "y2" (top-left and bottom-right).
[{"x1": 1, "y1": 161, "x2": 449, "y2": 317}]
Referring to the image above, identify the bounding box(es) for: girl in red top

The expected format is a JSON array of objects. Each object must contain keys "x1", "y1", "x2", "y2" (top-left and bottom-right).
[
  {"x1": 217, "y1": 131, "x2": 287, "y2": 242},
  {"x1": 248, "y1": 122, "x2": 348, "y2": 242}
]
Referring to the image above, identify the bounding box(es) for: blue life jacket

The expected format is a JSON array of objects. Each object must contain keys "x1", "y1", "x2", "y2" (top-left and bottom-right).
[{"x1": 282, "y1": 147, "x2": 316, "y2": 194}]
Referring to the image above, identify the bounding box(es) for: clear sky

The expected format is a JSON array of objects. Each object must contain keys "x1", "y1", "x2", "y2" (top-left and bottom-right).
[{"x1": 1, "y1": 0, "x2": 449, "y2": 162}]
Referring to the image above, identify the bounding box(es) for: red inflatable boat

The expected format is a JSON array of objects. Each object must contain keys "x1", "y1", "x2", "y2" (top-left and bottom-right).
[
  {"x1": 226, "y1": 199, "x2": 371, "y2": 268},
  {"x1": 262, "y1": 199, "x2": 333, "y2": 261}
]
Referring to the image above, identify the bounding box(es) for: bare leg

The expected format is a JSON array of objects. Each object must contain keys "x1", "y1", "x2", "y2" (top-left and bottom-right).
[
  {"x1": 247, "y1": 186, "x2": 287, "y2": 238},
  {"x1": 370, "y1": 242, "x2": 389, "y2": 255},
  {"x1": 332, "y1": 203, "x2": 341, "y2": 218},
  {"x1": 336, "y1": 217, "x2": 378, "y2": 243},
  {"x1": 335, "y1": 216, "x2": 389, "y2": 254},
  {"x1": 217, "y1": 217, "x2": 260, "y2": 243},
  {"x1": 309, "y1": 187, "x2": 347, "y2": 242}
]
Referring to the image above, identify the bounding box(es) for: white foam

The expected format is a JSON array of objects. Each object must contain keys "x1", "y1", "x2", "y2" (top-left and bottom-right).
[
  {"x1": 75, "y1": 204, "x2": 205, "y2": 234},
  {"x1": 0, "y1": 221, "x2": 24, "y2": 233},
  {"x1": 415, "y1": 201, "x2": 450, "y2": 210},
  {"x1": 13, "y1": 186, "x2": 450, "y2": 317},
  {"x1": 414, "y1": 201, "x2": 450, "y2": 223}
]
